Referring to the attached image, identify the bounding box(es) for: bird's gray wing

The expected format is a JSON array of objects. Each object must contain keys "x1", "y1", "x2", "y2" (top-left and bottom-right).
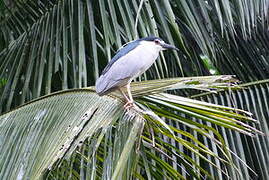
[
  {"x1": 101, "y1": 40, "x2": 140, "y2": 75},
  {"x1": 96, "y1": 46, "x2": 143, "y2": 95}
]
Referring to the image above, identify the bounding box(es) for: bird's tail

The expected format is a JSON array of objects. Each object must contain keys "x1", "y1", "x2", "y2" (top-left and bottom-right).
[{"x1": 95, "y1": 76, "x2": 107, "y2": 96}]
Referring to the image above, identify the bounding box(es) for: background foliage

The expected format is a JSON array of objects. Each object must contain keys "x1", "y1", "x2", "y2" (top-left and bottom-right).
[{"x1": 0, "y1": 0, "x2": 269, "y2": 179}]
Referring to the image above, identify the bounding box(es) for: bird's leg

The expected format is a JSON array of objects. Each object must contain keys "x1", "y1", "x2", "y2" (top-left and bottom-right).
[
  {"x1": 126, "y1": 83, "x2": 133, "y2": 102},
  {"x1": 119, "y1": 87, "x2": 133, "y2": 109},
  {"x1": 119, "y1": 88, "x2": 130, "y2": 102},
  {"x1": 124, "y1": 83, "x2": 134, "y2": 109}
]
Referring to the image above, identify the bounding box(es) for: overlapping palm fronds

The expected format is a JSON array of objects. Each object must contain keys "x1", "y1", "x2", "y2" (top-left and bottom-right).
[
  {"x1": 0, "y1": 0, "x2": 268, "y2": 179},
  {"x1": 0, "y1": 78, "x2": 260, "y2": 179}
]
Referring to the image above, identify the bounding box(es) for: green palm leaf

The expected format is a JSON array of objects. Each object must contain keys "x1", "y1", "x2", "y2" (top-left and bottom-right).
[
  {"x1": 0, "y1": 89, "x2": 123, "y2": 179},
  {"x1": 193, "y1": 80, "x2": 269, "y2": 179},
  {"x1": 0, "y1": 78, "x2": 259, "y2": 179}
]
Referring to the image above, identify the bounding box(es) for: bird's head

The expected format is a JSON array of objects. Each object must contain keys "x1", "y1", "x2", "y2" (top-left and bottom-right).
[{"x1": 139, "y1": 36, "x2": 179, "y2": 51}]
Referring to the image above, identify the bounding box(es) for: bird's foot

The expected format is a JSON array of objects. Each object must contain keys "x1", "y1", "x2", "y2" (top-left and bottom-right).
[{"x1": 124, "y1": 100, "x2": 134, "y2": 110}]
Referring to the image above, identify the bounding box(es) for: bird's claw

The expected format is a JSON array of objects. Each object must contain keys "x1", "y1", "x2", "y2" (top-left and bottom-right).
[{"x1": 124, "y1": 101, "x2": 134, "y2": 110}]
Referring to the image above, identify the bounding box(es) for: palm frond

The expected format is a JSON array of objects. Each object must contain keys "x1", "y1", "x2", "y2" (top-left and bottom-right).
[
  {"x1": 0, "y1": 89, "x2": 124, "y2": 179},
  {"x1": 192, "y1": 79, "x2": 269, "y2": 179},
  {"x1": 0, "y1": 79, "x2": 260, "y2": 179}
]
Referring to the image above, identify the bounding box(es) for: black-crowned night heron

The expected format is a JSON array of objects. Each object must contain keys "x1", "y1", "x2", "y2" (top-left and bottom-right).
[{"x1": 96, "y1": 36, "x2": 178, "y2": 108}]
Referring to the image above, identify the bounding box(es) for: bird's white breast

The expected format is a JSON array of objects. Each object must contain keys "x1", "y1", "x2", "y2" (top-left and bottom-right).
[{"x1": 124, "y1": 41, "x2": 161, "y2": 77}]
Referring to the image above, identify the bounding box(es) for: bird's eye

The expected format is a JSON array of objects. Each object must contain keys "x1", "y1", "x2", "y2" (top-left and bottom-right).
[{"x1": 154, "y1": 39, "x2": 160, "y2": 44}]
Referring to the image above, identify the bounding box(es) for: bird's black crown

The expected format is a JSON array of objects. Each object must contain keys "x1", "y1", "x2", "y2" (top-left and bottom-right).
[{"x1": 139, "y1": 36, "x2": 163, "y2": 42}]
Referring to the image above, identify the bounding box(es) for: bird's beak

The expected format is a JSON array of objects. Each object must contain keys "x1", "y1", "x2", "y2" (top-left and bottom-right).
[{"x1": 161, "y1": 42, "x2": 179, "y2": 51}]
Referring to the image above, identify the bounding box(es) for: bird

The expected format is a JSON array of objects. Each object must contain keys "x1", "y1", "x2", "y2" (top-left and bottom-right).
[{"x1": 95, "y1": 36, "x2": 178, "y2": 108}]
